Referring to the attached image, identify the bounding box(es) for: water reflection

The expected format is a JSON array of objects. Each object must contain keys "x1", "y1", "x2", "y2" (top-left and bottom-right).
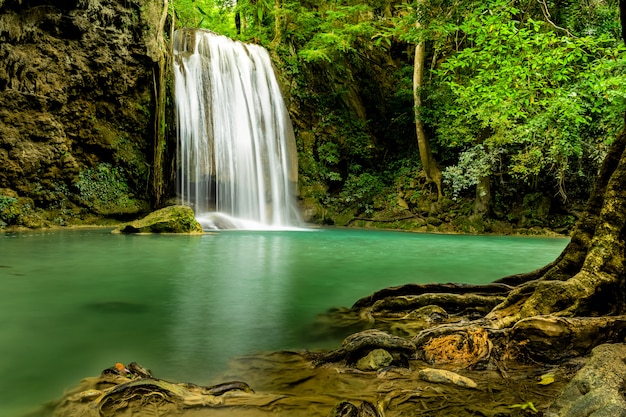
[{"x1": 168, "y1": 233, "x2": 293, "y2": 380}]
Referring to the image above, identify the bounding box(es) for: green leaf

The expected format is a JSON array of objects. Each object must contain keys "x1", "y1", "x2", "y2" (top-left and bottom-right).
[
  {"x1": 508, "y1": 401, "x2": 538, "y2": 412},
  {"x1": 538, "y1": 373, "x2": 555, "y2": 385},
  {"x1": 195, "y1": 4, "x2": 207, "y2": 16}
]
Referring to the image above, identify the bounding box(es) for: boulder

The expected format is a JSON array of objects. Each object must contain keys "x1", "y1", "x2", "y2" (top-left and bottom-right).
[
  {"x1": 112, "y1": 206, "x2": 203, "y2": 234},
  {"x1": 547, "y1": 344, "x2": 626, "y2": 417}
]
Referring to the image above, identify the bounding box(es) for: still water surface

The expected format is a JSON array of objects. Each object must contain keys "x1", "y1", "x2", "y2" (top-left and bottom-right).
[{"x1": 0, "y1": 228, "x2": 568, "y2": 416}]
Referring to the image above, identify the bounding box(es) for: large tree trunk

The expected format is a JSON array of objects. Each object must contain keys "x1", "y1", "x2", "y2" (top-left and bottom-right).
[
  {"x1": 413, "y1": 19, "x2": 443, "y2": 200},
  {"x1": 485, "y1": 119, "x2": 626, "y2": 327},
  {"x1": 151, "y1": 0, "x2": 170, "y2": 208}
]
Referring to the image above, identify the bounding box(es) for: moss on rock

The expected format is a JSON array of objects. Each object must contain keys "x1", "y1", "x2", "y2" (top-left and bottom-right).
[{"x1": 112, "y1": 205, "x2": 203, "y2": 234}]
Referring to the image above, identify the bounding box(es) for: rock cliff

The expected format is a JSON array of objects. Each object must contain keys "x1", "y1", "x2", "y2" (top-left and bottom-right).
[{"x1": 0, "y1": 0, "x2": 168, "y2": 228}]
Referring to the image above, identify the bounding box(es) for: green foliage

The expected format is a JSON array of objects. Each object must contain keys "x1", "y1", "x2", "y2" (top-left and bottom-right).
[
  {"x1": 561, "y1": 0, "x2": 621, "y2": 38},
  {"x1": 297, "y1": 4, "x2": 378, "y2": 63},
  {"x1": 0, "y1": 195, "x2": 19, "y2": 227},
  {"x1": 443, "y1": 145, "x2": 505, "y2": 199},
  {"x1": 340, "y1": 172, "x2": 384, "y2": 216},
  {"x1": 171, "y1": 0, "x2": 238, "y2": 36},
  {"x1": 75, "y1": 163, "x2": 138, "y2": 213},
  {"x1": 433, "y1": 0, "x2": 626, "y2": 200},
  {"x1": 0, "y1": 195, "x2": 35, "y2": 228},
  {"x1": 317, "y1": 141, "x2": 342, "y2": 181}
]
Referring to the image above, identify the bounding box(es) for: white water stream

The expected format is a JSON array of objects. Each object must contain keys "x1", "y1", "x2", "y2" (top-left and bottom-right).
[{"x1": 173, "y1": 29, "x2": 301, "y2": 229}]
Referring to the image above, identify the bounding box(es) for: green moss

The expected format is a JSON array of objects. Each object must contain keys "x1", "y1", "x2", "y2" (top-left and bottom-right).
[
  {"x1": 113, "y1": 205, "x2": 203, "y2": 234},
  {"x1": 74, "y1": 163, "x2": 145, "y2": 215}
]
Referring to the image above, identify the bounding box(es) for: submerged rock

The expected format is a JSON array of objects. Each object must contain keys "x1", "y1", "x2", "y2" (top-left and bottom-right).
[{"x1": 112, "y1": 205, "x2": 203, "y2": 234}]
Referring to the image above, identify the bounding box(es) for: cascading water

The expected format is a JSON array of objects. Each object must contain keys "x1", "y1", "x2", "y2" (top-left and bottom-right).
[{"x1": 173, "y1": 29, "x2": 301, "y2": 230}]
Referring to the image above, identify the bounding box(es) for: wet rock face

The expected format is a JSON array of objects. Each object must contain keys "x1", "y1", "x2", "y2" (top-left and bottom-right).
[{"x1": 0, "y1": 0, "x2": 158, "y2": 223}]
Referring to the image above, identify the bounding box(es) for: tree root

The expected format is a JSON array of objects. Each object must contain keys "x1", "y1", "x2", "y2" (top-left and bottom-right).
[
  {"x1": 352, "y1": 283, "x2": 513, "y2": 309},
  {"x1": 316, "y1": 276, "x2": 626, "y2": 370},
  {"x1": 54, "y1": 364, "x2": 255, "y2": 417},
  {"x1": 346, "y1": 214, "x2": 424, "y2": 225},
  {"x1": 309, "y1": 329, "x2": 416, "y2": 367},
  {"x1": 506, "y1": 315, "x2": 626, "y2": 362}
]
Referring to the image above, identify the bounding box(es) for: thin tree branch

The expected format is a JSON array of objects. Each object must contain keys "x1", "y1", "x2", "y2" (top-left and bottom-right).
[{"x1": 536, "y1": 0, "x2": 574, "y2": 37}]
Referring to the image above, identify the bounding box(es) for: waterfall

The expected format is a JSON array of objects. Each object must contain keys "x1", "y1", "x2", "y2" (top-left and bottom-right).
[{"x1": 173, "y1": 29, "x2": 301, "y2": 230}]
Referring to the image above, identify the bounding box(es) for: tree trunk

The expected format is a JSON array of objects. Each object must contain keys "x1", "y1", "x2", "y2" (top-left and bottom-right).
[
  {"x1": 151, "y1": 0, "x2": 170, "y2": 208},
  {"x1": 413, "y1": 19, "x2": 443, "y2": 200},
  {"x1": 486, "y1": 119, "x2": 626, "y2": 327},
  {"x1": 271, "y1": 0, "x2": 282, "y2": 46},
  {"x1": 473, "y1": 175, "x2": 490, "y2": 216}
]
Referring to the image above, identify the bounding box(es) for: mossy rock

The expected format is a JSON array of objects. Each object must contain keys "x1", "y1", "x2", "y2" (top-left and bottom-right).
[{"x1": 112, "y1": 206, "x2": 203, "y2": 234}]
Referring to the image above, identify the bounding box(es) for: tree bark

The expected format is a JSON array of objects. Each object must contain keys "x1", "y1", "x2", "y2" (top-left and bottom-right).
[
  {"x1": 271, "y1": 0, "x2": 282, "y2": 46},
  {"x1": 413, "y1": 17, "x2": 443, "y2": 200},
  {"x1": 151, "y1": 0, "x2": 170, "y2": 208},
  {"x1": 473, "y1": 175, "x2": 490, "y2": 216},
  {"x1": 485, "y1": 121, "x2": 626, "y2": 327}
]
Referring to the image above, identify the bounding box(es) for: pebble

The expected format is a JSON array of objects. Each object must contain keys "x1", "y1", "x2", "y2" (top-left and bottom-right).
[{"x1": 418, "y1": 368, "x2": 478, "y2": 389}]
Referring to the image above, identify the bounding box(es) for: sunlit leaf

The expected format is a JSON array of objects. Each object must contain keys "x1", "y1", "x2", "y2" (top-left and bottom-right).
[
  {"x1": 508, "y1": 401, "x2": 538, "y2": 413},
  {"x1": 538, "y1": 373, "x2": 555, "y2": 385}
]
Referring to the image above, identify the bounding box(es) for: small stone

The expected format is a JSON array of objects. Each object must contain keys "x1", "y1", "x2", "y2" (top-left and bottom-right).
[
  {"x1": 356, "y1": 349, "x2": 393, "y2": 371},
  {"x1": 418, "y1": 368, "x2": 477, "y2": 389}
]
